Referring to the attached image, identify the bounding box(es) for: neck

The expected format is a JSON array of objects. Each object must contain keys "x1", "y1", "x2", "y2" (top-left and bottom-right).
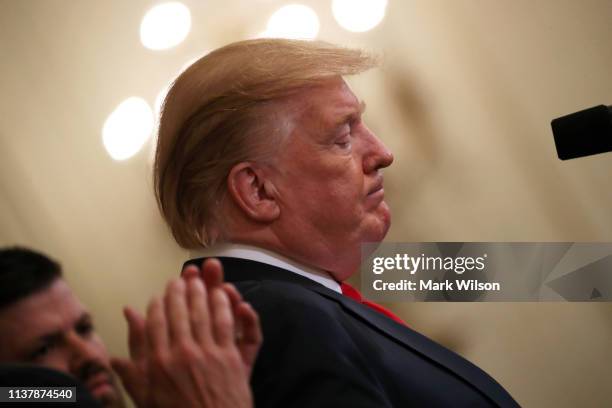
[
  {"x1": 222, "y1": 212, "x2": 358, "y2": 280},
  {"x1": 191, "y1": 242, "x2": 342, "y2": 292}
]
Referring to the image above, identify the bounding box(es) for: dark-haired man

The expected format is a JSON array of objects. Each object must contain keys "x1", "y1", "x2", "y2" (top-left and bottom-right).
[
  {"x1": 0, "y1": 247, "x2": 124, "y2": 407},
  {"x1": 0, "y1": 247, "x2": 261, "y2": 408}
]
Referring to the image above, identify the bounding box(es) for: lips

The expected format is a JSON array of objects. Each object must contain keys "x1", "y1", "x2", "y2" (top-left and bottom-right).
[
  {"x1": 84, "y1": 372, "x2": 113, "y2": 395},
  {"x1": 367, "y1": 177, "x2": 384, "y2": 196}
]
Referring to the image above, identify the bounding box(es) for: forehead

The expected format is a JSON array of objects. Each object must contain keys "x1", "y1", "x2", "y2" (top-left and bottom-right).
[
  {"x1": 0, "y1": 280, "x2": 85, "y2": 346},
  {"x1": 291, "y1": 77, "x2": 361, "y2": 126}
]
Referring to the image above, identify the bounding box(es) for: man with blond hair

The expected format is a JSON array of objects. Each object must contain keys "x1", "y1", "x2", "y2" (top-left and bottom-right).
[{"x1": 154, "y1": 39, "x2": 518, "y2": 407}]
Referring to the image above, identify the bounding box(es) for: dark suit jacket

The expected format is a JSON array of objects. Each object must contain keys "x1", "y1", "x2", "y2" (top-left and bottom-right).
[{"x1": 185, "y1": 257, "x2": 519, "y2": 408}]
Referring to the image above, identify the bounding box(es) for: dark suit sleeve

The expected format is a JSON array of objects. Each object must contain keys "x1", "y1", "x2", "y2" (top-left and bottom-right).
[{"x1": 240, "y1": 282, "x2": 394, "y2": 408}]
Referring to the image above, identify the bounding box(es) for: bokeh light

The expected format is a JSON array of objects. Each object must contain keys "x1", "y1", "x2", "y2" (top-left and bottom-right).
[
  {"x1": 102, "y1": 97, "x2": 154, "y2": 160},
  {"x1": 263, "y1": 4, "x2": 320, "y2": 40},
  {"x1": 332, "y1": 0, "x2": 387, "y2": 33},
  {"x1": 140, "y1": 2, "x2": 191, "y2": 50}
]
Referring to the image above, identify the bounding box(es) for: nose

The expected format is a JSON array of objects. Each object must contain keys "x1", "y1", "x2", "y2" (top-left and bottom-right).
[
  {"x1": 66, "y1": 333, "x2": 107, "y2": 377},
  {"x1": 362, "y1": 127, "x2": 394, "y2": 173}
]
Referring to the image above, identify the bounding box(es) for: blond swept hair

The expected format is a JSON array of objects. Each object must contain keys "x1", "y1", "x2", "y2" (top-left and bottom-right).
[{"x1": 154, "y1": 38, "x2": 378, "y2": 248}]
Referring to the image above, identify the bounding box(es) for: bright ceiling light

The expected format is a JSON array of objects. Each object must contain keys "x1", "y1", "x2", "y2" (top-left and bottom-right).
[
  {"x1": 102, "y1": 97, "x2": 154, "y2": 160},
  {"x1": 263, "y1": 4, "x2": 320, "y2": 40},
  {"x1": 332, "y1": 0, "x2": 387, "y2": 33},
  {"x1": 140, "y1": 2, "x2": 191, "y2": 50}
]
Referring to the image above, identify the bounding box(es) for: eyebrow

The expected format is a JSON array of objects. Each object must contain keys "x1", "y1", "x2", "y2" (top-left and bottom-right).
[
  {"x1": 19, "y1": 331, "x2": 62, "y2": 361},
  {"x1": 23, "y1": 312, "x2": 91, "y2": 357},
  {"x1": 330, "y1": 100, "x2": 367, "y2": 131}
]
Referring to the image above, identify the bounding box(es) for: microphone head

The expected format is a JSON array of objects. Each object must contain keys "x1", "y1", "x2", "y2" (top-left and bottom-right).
[{"x1": 551, "y1": 105, "x2": 612, "y2": 160}]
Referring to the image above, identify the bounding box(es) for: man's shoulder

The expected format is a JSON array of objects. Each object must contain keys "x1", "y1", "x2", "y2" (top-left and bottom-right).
[
  {"x1": 232, "y1": 278, "x2": 359, "y2": 336},
  {"x1": 234, "y1": 278, "x2": 340, "y2": 314}
]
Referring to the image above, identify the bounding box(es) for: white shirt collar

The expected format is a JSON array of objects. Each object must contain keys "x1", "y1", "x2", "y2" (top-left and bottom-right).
[{"x1": 190, "y1": 243, "x2": 341, "y2": 293}]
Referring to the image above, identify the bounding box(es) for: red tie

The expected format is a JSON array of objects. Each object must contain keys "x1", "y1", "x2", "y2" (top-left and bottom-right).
[{"x1": 340, "y1": 282, "x2": 406, "y2": 326}]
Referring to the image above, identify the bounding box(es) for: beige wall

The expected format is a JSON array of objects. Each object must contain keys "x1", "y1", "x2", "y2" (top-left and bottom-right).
[{"x1": 1, "y1": 0, "x2": 611, "y2": 406}]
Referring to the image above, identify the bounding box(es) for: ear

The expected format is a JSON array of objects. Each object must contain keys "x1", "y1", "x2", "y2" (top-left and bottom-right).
[{"x1": 227, "y1": 162, "x2": 280, "y2": 222}]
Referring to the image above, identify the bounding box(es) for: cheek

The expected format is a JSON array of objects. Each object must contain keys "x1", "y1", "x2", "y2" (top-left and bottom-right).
[
  {"x1": 286, "y1": 162, "x2": 361, "y2": 202},
  {"x1": 279, "y1": 150, "x2": 366, "y2": 226},
  {"x1": 314, "y1": 172, "x2": 363, "y2": 211},
  {"x1": 315, "y1": 181, "x2": 368, "y2": 234},
  {"x1": 38, "y1": 352, "x2": 71, "y2": 373}
]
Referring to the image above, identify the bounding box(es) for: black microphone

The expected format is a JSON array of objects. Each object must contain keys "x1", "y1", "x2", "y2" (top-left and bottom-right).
[{"x1": 551, "y1": 105, "x2": 612, "y2": 160}]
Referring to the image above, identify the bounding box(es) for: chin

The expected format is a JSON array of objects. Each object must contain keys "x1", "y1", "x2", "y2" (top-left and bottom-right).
[
  {"x1": 93, "y1": 387, "x2": 122, "y2": 408},
  {"x1": 365, "y1": 204, "x2": 391, "y2": 242}
]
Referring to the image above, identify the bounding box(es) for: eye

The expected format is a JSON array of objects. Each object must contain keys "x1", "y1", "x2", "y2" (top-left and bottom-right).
[
  {"x1": 28, "y1": 342, "x2": 52, "y2": 361},
  {"x1": 334, "y1": 135, "x2": 351, "y2": 150},
  {"x1": 76, "y1": 318, "x2": 94, "y2": 337}
]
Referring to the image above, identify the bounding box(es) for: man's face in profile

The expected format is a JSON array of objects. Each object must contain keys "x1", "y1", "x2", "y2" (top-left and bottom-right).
[
  {"x1": 0, "y1": 279, "x2": 123, "y2": 407},
  {"x1": 270, "y1": 76, "x2": 394, "y2": 278}
]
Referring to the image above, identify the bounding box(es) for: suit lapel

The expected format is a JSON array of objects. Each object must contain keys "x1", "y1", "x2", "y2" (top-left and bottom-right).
[
  {"x1": 185, "y1": 256, "x2": 510, "y2": 406},
  {"x1": 310, "y1": 285, "x2": 509, "y2": 405}
]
